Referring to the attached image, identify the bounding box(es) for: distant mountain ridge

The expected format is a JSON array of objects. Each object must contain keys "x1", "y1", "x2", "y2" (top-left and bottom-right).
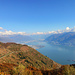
[
  {"x1": 0, "y1": 34, "x2": 34, "y2": 43},
  {"x1": 0, "y1": 36, "x2": 14, "y2": 43},
  {"x1": 45, "y1": 32, "x2": 75, "y2": 46},
  {"x1": 9, "y1": 34, "x2": 34, "y2": 42}
]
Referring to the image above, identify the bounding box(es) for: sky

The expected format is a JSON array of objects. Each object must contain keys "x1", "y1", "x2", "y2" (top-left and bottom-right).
[{"x1": 0, "y1": 0, "x2": 75, "y2": 35}]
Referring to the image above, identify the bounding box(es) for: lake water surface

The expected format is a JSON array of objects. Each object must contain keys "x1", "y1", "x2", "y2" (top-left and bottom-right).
[{"x1": 26, "y1": 41, "x2": 75, "y2": 65}]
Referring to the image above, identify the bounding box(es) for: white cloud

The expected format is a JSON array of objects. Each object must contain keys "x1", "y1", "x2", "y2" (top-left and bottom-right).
[
  {"x1": 17, "y1": 32, "x2": 26, "y2": 35},
  {"x1": 57, "y1": 30, "x2": 62, "y2": 33},
  {"x1": 0, "y1": 30, "x2": 16, "y2": 35},
  {"x1": 48, "y1": 27, "x2": 75, "y2": 34},
  {"x1": 32, "y1": 32, "x2": 44, "y2": 35},
  {"x1": 0, "y1": 30, "x2": 26, "y2": 36},
  {"x1": 0, "y1": 26, "x2": 75, "y2": 36},
  {"x1": 49, "y1": 31, "x2": 58, "y2": 34},
  {"x1": 36, "y1": 32, "x2": 44, "y2": 34},
  {"x1": 0, "y1": 27, "x2": 27, "y2": 36},
  {"x1": 66, "y1": 27, "x2": 70, "y2": 30},
  {"x1": 62, "y1": 27, "x2": 72, "y2": 32},
  {"x1": 0, "y1": 27, "x2": 3, "y2": 30},
  {"x1": 71, "y1": 27, "x2": 75, "y2": 32},
  {"x1": 32, "y1": 27, "x2": 74, "y2": 35}
]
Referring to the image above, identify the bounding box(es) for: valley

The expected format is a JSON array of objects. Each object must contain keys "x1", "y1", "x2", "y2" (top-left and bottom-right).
[
  {"x1": 0, "y1": 42, "x2": 75, "y2": 75},
  {"x1": 0, "y1": 0, "x2": 75, "y2": 74},
  {"x1": 25, "y1": 41, "x2": 75, "y2": 65}
]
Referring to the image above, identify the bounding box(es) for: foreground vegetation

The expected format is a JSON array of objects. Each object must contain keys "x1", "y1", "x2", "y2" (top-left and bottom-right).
[
  {"x1": 0, "y1": 42, "x2": 60, "y2": 69},
  {"x1": 0, "y1": 42, "x2": 75, "y2": 74},
  {"x1": 0, "y1": 63, "x2": 75, "y2": 75}
]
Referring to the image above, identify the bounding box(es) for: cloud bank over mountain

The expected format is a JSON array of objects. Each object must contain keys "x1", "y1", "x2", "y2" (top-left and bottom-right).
[
  {"x1": 0, "y1": 27, "x2": 26, "y2": 36},
  {"x1": 48, "y1": 27, "x2": 75, "y2": 34},
  {"x1": 0, "y1": 27, "x2": 3, "y2": 30},
  {"x1": 0, "y1": 26, "x2": 75, "y2": 36}
]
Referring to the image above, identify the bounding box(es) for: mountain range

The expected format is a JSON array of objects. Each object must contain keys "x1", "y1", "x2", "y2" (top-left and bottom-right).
[
  {"x1": 0, "y1": 34, "x2": 51, "y2": 44},
  {"x1": 45, "y1": 32, "x2": 75, "y2": 46},
  {"x1": 1, "y1": 31, "x2": 75, "y2": 47},
  {"x1": 0, "y1": 35, "x2": 34, "y2": 43}
]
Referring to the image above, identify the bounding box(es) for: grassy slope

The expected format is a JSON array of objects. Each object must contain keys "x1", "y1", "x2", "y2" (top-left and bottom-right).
[{"x1": 0, "y1": 42, "x2": 61, "y2": 69}]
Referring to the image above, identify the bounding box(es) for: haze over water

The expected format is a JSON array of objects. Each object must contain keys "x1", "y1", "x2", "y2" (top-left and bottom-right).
[{"x1": 26, "y1": 41, "x2": 75, "y2": 65}]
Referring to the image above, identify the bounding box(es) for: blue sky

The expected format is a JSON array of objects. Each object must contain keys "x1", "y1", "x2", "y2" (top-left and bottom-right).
[{"x1": 0, "y1": 0, "x2": 75, "y2": 34}]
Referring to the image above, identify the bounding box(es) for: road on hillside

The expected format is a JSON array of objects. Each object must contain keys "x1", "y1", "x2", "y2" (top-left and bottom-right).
[{"x1": 0, "y1": 50, "x2": 21, "y2": 59}]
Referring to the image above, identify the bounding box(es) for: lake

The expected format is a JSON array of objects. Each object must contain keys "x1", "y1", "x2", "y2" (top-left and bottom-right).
[{"x1": 25, "y1": 41, "x2": 75, "y2": 65}]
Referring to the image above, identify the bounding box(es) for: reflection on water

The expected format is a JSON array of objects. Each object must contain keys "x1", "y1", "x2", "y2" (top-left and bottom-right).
[{"x1": 26, "y1": 41, "x2": 75, "y2": 65}]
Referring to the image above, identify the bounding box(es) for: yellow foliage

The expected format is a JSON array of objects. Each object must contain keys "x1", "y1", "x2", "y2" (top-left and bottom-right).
[{"x1": 0, "y1": 72, "x2": 6, "y2": 75}]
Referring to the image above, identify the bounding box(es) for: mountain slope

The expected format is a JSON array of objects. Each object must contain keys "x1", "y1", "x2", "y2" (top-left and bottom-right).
[
  {"x1": 0, "y1": 37, "x2": 14, "y2": 43},
  {"x1": 45, "y1": 32, "x2": 75, "y2": 46},
  {"x1": 9, "y1": 35, "x2": 34, "y2": 42},
  {"x1": 0, "y1": 35, "x2": 34, "y2": 43},
  {"x1": 0, "y1": 42, "x2": 61, "y2": 69}
]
